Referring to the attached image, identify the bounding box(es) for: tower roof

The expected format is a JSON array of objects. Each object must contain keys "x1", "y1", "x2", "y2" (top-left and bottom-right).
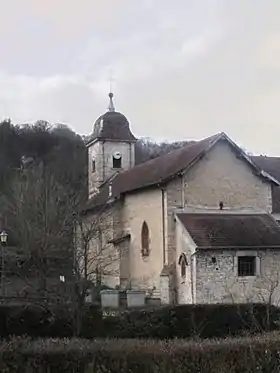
[{"x1": 91, "y1": 93, "x2": 137, "y2": 143}]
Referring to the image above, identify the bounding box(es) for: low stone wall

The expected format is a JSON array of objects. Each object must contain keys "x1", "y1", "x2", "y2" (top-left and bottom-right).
[{"x1": 100, "y1": 289, "x2": 146, "y2": 308}]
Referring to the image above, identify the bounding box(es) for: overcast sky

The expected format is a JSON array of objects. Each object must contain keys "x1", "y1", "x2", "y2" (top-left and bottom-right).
[{"x1": 0, "y1": 1, "x2": 280, "y2": 155}]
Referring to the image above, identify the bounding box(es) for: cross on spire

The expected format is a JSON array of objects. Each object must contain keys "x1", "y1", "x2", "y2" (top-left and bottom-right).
[{"x1": 107, "y1": 68, "x2": 115, "y2": 112}]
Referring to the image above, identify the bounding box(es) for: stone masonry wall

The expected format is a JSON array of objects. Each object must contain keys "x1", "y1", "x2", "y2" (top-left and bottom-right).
[
  {"x1": 88, "y1": 141, "x2": 102, "y2": 198},
  {"x1": 166, "y1": 140, "x2": 273, "y2": 267},
  {"x1": 103, "y1": 141, "x2": 135, "y2": 181},
  {"x1": 195, "y1": 249, "x2": 280, "y2": 305},
  {"x1": 184, "y1": 140, "x2": 272, "y2": 211},
  {"x1": 88, "y1": 140, "x2": 135, "y2": 198},
  {"x1": 175, "y1": 219, "x2": 196, "y2": 304},
  {"x1": 166, "y1": 177, "x2": 184, "y2": 265}
]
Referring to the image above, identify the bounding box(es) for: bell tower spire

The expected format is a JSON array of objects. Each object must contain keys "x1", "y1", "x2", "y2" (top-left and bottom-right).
[
  {"x1": 107, "y1": 68, "x2": 115, "y2": 112},
  {"x1": 108, "y1": 92, "x2": 115, "y2": 112}
]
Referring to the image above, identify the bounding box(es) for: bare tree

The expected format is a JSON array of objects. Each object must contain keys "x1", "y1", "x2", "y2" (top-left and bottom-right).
[
  {"x1": 72, "y1": 206, "x2": 121, "y2": 335},
  {"x1": 4, "y1": 162, "x2": 72, "y2": 303},
  {"x1": 5, "y1": 162, "x2": 121, "y2": 335},
  {"x1": 223, "y1": 269, "x2": 280, "y2": 333}
]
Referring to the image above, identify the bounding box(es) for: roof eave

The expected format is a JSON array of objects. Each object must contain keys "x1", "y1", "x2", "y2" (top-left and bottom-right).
[
  {"x1": 86, "y1": 136, "x2": 137, "y2": 148},
  {"x1": 86, "y1": 137, "x2": 98, "y2": 148},
  {"x1": 81, "y1": 197, "x2": 118, "y2": 215},
  {"x1": 196, "y1": 245, "x2": 280, "y2": 250},
  {"x1": 119, "y1": 182, "x2": 166, "y2": 196},
  {"x1": 260, "y1": 170, "x2": 280, "y2": 185}
]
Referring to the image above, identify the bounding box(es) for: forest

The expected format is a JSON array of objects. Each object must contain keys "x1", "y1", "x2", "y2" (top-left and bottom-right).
[
  {"x1": 0, "y1": 119, "x2": 189, "y2": 305},
  {"x1": 0, "y1": 118, "x2": 191, "y2": 206}
]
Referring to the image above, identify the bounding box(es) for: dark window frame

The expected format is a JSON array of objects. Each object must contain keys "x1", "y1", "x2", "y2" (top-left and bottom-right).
[
  {"x1": 178, "y1": 253, "x2": 188, "y2": 278},
  {"x1": 112, "y1": 155, "x2": 122, "y2": 169},
  {"x1": 92, "y1": 158, "x2": 96, "y2": 173},
  {"x1": 238, "y1": 256, "x2": 256, "y2": 277}
]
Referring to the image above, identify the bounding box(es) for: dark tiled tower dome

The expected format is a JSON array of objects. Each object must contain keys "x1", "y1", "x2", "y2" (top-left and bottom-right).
[{"x1": 92, "y1": 93, "x2": 136, "y2": 142}]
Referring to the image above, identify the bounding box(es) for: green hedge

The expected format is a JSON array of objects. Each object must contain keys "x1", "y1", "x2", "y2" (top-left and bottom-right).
[
  {"x1": 102, "y1": 303, "x2": 280, "y2": 339},
  {"x1": 0, "y1": 304, "x2": 102, "y2": 338},
  {"x1": 1, "y1": 334, "x2": 280, "y2": 372},
  {"x1": 0, "y1": 303, "x2": 279, "y2": 340}
]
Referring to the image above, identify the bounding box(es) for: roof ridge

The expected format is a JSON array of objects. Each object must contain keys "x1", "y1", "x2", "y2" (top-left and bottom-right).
[
  {"x1": 252, "y1": 155, "x2": 280, "y2": 160},
  {"x1": 178, "y1": 211, "x2": 267, "y2": 216},
  {"x1": 120, "y1": 132, "x2": 221, "y2": 176}
]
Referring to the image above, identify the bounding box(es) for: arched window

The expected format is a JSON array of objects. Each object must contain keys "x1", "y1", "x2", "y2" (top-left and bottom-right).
[
  {"x1": 178, "y1": 253, "x2": 188, "y2": 278},
  {"x1": 92, "y1": 157, "x2": 96, "y2": 173},
  {"x1": 141, "y1": 221, "x2": 150, "y2": 257}
]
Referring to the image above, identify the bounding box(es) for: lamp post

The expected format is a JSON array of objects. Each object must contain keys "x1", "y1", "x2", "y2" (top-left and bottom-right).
[{"x1": 0, "y1": 231, "x2": 8, "y2": 299}]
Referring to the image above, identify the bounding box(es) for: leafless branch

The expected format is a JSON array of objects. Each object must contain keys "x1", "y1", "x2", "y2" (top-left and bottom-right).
[{"x1": 4, "y1": 163, "x2": 121, "y2": 335}]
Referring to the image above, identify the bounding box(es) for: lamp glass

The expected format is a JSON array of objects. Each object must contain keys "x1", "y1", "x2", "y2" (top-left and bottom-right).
[{"x1": 0, "y1": 231, "x2": 8, "y2": 244}]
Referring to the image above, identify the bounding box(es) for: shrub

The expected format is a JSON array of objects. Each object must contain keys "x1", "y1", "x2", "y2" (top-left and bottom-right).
[
  {"x1": 1, "y1": 334, "x2": 280, "y2": 372},
  {"x1": 102, "y1": 303, "x2": 280, "y2": 339},
  {"x1": 0, "y1": 304, "x2": 102, "y2": 339},
  {"x1": 1, "y1": 303, "x2": 279, "y2": 341}
]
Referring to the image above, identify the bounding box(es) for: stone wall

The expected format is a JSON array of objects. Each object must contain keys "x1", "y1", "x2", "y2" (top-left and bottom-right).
[
  {"x1": 184, "y1": 140, "x2": 272, "y2": 211},
  {"x1": 166, "y1": 177, "x2": 183, "y2": 265},
  {"x1": 166, "y1": 140, "x2": 273, "y2": 267},
  {"x1": 175, "y1": 218, "x2": 196, "y2": 304},
  {"x1": 195, "y1": 249, "x2": 280, "y2": 305},
  {"x1": 88, "y1": 140, "x2": 135, "y2": 198},
  {"x1": 102, "y1": 141, "x2": 135, "y2": 180}
]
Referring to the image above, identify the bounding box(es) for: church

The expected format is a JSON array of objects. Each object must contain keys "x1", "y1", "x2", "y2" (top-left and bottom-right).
[{"x1": 82, "y1": 92, "x2": 280, "y2": 305}]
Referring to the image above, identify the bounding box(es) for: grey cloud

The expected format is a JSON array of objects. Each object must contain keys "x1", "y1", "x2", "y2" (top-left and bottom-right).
[{"x1": 0, "y1": 0, "x2": 280, "y2": 155}]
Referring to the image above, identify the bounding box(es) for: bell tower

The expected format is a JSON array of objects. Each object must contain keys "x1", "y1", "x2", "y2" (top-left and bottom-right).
[{"x1": 87, "y1": 92, "x2": 137, "y2": 199}]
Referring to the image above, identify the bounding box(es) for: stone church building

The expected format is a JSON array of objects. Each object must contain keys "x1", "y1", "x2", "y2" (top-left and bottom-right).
[{"x1": 83, "y1": 93, "x2": 280, "y2": 305}]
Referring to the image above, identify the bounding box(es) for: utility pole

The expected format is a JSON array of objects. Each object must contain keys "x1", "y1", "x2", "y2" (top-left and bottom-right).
[{"x1": 0, "y1": 231, "x2": 8, "y2": 301}]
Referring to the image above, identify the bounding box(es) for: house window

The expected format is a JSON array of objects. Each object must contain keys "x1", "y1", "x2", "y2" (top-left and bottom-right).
[
  {"x1": 141, "y1": 221, "x2": 150, "y2": 257},
  {"x1": 113, "y1": 152, "x2": 122, "y2": 169},
  {"x1": 92, "y1": 158, "x2": 96, "y2": 173},
  {"x1": 238, "y1": 256, "x2": 256, "y2": 277}
]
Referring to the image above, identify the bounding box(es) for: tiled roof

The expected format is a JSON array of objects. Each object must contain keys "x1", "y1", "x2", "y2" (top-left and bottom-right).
[
  {"x1": 84, "y1": 133, "x2": 279, "y2": 213},
  {"x1": 272, "y1": 186, "x2": 280, "y2": 213},
  {"x1": 112, "y1": 133, "x2": 222, "y2": 193},
  {"x1": 251, "y1": 156, "x2": 280, "y2": 181},
  {"x1": 84, "y1": 133, "x2": 221, "y2": 212},
  {"x1": 177, "y1": 212, "x2": 280, "y2": 248},
  {"x1": 251, "y1": 156, "x2": 280, "y2": 213}
]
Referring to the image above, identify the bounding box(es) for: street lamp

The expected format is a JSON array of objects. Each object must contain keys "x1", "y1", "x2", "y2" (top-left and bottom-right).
[
  {"x1": 0, "y1": 231, "x2": 8, "y2": 299},
  {"x1": 0, "y1": 231, "x2": 8, "y2": 245}
]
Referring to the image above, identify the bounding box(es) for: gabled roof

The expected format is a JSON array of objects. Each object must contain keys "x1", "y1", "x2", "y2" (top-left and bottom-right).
[
  {"x1": 84, "y1": 132, "x2": 279, "y2": 213},
  {"x1": 177, "y1": 212, "x2": 280, "y2": 248},
  {"x1": 251, "y1": 156, "x2": 280, "y2": 181},
  {"x1": 251, "y1": 156, "x2": 280, "y2": 213}
]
